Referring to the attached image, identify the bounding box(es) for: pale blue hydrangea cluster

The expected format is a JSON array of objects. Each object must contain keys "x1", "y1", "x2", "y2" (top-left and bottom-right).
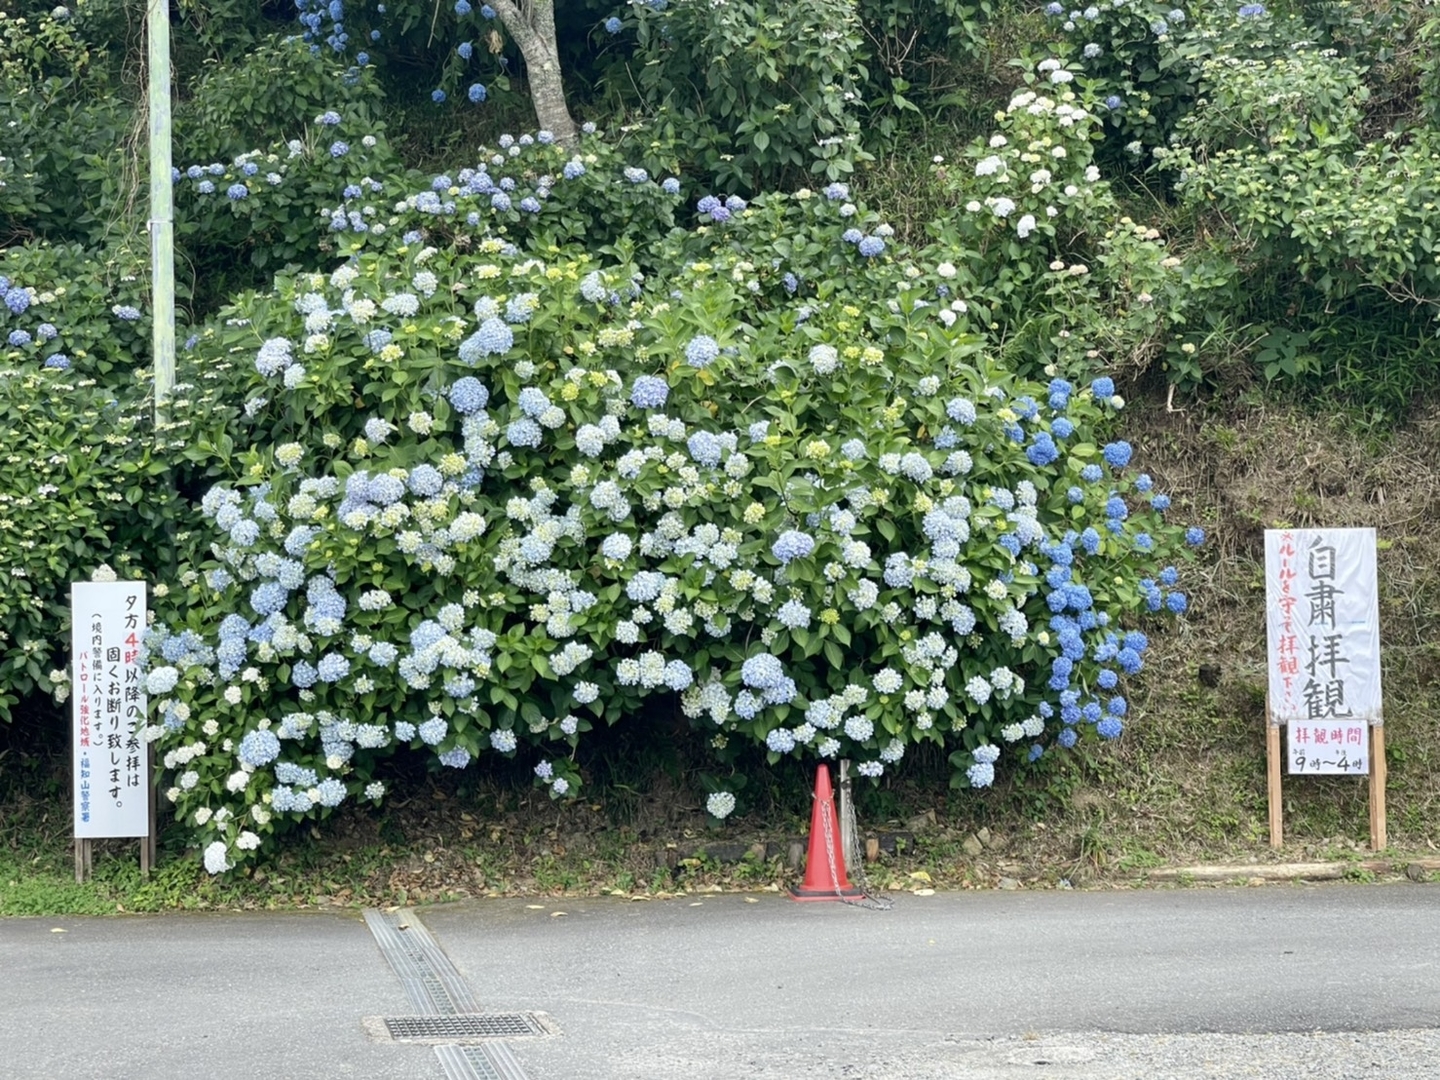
[
  {"x1": 0, "y1": 272, "x2": 135, "y2": 373},
  {"x1": 148, "y1": 149, "x2": 1201, "y2": 874},
  {"x1": 318, "y1": 127, "x2": 687, "y2": 247}
]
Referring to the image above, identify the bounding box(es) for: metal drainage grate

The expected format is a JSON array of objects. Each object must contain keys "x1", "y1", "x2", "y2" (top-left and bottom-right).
[
  {"x1": 383, "y1": 1013, "x2": 550, "y2": 1041},
  {"x1": 364, "y1": 908, "x2": 479, "y2": 1015},
  {"x1": 435, "y1": 1043, "x2": 530, "y2": 1080}
]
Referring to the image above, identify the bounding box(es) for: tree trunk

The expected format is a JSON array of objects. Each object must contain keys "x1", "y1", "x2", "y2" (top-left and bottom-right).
[{"x1": 490, "y1": 0, "x2": 579, "y2": 146}]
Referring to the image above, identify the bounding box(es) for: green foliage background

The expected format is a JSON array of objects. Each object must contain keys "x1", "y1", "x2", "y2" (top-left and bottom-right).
[{"x1": 2, "y1": 0, "x2": 1439, "y2": 872}]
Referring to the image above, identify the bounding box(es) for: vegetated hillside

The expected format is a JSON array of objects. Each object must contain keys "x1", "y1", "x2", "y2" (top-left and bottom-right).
[
  {"x1": 4, "y1": 1, "x2": 1440, "y2": 896},
  {"x1": 1071, "y1": 388, "x2": 1440, "y2": 865}
]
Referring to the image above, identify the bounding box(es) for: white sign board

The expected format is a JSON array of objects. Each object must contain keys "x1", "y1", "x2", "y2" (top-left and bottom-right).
[
  {"x1": 1264, "y1": 528, "x2": 1381, "y2": 776},
  {"x1": 72, "y1": 582, "x2": 149, "y2": 837}
]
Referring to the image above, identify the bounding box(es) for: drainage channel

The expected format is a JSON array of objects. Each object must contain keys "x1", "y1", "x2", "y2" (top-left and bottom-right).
[
  {"x1": 435, "y1": 1043, "x2": 531, "y2": 1080},
  {"x1": 364, "y1": 907, "x2": 551, "y2": 1080},
  {"x1": 364, "y1": 908, "x2": 480, "y2": 1015}
]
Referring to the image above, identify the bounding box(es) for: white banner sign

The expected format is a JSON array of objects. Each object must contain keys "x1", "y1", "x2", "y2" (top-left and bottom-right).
[
  {"x1": 1264, "y1": 528, "x2": 1381, "y2": 776},
  {"x1": 72, "y1": 582, "x2": 149, "y2": 837}
]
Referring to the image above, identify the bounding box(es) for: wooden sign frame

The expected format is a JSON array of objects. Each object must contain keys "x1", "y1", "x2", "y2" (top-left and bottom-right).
[{"x1": 1265, "y1": 696, "x2": 1387, "y2": 851}]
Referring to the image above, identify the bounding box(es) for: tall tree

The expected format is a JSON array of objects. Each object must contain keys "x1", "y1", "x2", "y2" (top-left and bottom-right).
[{"x1": 490, "y1": 0, "x2": 578, "y2": 145}]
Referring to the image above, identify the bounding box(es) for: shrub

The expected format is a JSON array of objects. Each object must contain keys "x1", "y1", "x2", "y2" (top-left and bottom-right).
[
  {"x1": 175, "y1": 37, "x2": 385, "y2": 167},
  {"x1": 624, "y1": 0, "x2": 872, "y2": 189},
  {"x1": 173, "y1": 109, "x2": 408, "y2": 277},
  {"x1": 0, "y1": 368, "x2": 179, "y2": 724},
  {"x1": 146, "y1": 134, "x2": 1199, "y2": 872}
]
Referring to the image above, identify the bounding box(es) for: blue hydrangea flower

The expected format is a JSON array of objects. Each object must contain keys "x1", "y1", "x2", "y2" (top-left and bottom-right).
[
  {"x1": 740, "y1": 653, "x2": 785, "y2": 690},
  {"x1": 250, "y1": 581, "x2": 287, "y2": 616},
  {"x1": 238, "y1": 729, "x2": 281, "y2": 767},
  {"x1": 687, "y1": 431, "x2": 723, "y2": 467},
  {"x1": 1027, "y1": 432, "x2": 1059, "y2": 466},
  {"x1": 857, "y1": 236, "x2": 885, "y2": 258},
  {"x1": 409, "y1": 464, "x2": 444, "y2": 496},
  {"x1": 684, "y1": 334, "x2": 720, "y2": 368},
  {"x1": 604, "y1": 15, "x2": 622, "y2": 32},
  {"x1": 775, "y1": 599, "x2": 811, "y2": 629},
  {"x1": 507, "y1": 418, "x2": 541, "y2": 448},
  {"x1": 946, "y1": 398, "x2": 977, "y2": 424},
  {"x1": 458, "y1": 317, "x2": 514, "y2": 362},
  {"x1": 772, "y1": 530, "x2": 815, "y2": 564},
  {"x1": 1102, "y1": 441, "x2": 1132, "y2": 469},
  {"x1": 449, "y1": 376, "x2": 489, "y2": 413},
  {"x1": 1186, "y1": 526, "x2": 1205, "y2": 546},
  {"x1": 432, "y1": 89, "x2": 447, "y2": 103},
  {"x1": 468, "y1": 83, "x2": 488, "y2": 103},
  {"x1": 1090, "y1": 376, "x2": 1115, "y2": 398},
  {"x1": 631, "y1": 375, "x2": 669, "y2": 409}
]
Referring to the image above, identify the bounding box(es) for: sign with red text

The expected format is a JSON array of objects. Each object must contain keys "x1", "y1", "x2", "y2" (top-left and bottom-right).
[
  {"x1": 72, "y1": 582, "x2": 149, "y2": 837},
  {"x1": 1264, "y1": 528, "x2": 1381, "y2": 775}
]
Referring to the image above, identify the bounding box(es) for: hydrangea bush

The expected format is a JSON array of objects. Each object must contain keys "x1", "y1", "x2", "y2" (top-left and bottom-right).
[
  {"x1": 173, "y1": 107, "x2": 405, "y2": 273},
  {"x1": 0, "y1": 239, "x2": 191, "y2": 724},
  {"x1": 147, "y1": 132, "x2": 1201, "y2": 872},
  {"x1": 0, "y1": 367, "x2": 179, "y2": 724}
]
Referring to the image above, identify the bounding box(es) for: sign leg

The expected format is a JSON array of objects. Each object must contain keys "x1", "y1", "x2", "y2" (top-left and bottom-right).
[
  {"x1": 1267, "y1": 719, "x2": 1283, "y2": 850},
  {"x1": 143, "y1": 744, "x2": 158, "y2": 876},
  {"x1": 1369, "y1": 726, "x2": 1387, "y2": 851}
]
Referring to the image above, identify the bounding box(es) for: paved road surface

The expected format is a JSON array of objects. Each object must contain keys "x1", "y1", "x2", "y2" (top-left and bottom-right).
[{"x1": 3, "y1": 882, "x2": 1438, "y2": 1079}]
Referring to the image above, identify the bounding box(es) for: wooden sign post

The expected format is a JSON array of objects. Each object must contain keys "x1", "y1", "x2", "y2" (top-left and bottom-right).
[
  {"x1": 1265, "y1": 699, "x2": 1283, "y2": 849},
  {"x1": 1263, "y1": 529, "x2": 1386, "y2": 852}
]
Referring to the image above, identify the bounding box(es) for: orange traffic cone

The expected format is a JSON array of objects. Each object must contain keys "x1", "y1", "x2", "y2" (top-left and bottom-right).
[{"x1": 790, "y1": 764, "x2": 863, "y2": 902}]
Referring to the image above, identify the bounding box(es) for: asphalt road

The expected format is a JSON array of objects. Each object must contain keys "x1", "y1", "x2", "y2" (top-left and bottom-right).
[{"x1": 4, "y1": 882, "x2": 1439, "y2": 1079}]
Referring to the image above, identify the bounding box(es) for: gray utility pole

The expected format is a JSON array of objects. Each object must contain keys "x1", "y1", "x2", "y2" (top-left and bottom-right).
[{"x1": 148, "y1": 0, "x2": 174, "y2": 430}]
